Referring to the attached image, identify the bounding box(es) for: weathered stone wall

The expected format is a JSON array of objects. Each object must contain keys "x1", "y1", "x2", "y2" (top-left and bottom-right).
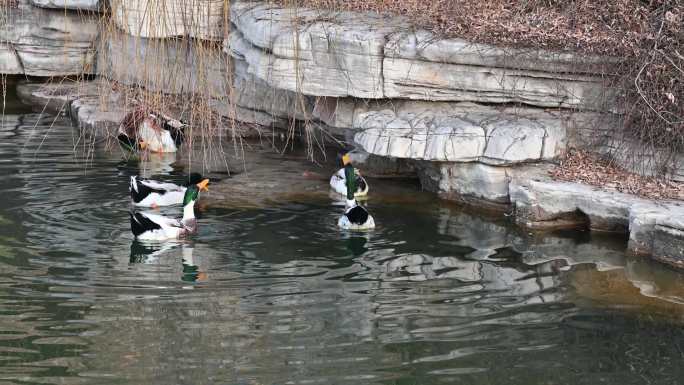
[
  {"x1": 97, "y1": 29, "x2": 229, "y2": 97},
  {"x1": 29, "y1": 0, "x2": 101, "y2": 11},
  {"x1": 228, "y1": 2, "x2": 614, "y2": 109},
  {"x1": 111, "y1": 0, "x2": 225, "y2": 40},
  {"x1": 1, "y1": 0, "x2": 98, "y2": 76}
]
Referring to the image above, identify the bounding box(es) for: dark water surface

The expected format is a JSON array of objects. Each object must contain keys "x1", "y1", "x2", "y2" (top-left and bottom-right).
[{"x1": 1, "y1": 85, "x2": 684, "y2": 384}]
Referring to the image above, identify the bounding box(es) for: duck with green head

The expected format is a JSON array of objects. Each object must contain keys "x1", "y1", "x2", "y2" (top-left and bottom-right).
[
  {"x1": 330, "y1": 153, "x2": 369, "y2": 197},
  {"x1": 129, "y1": 184, "x2": 203, "y2": 241},
  {"x1": 337, "y1": 155, "x2": 375, "y2": 230}
]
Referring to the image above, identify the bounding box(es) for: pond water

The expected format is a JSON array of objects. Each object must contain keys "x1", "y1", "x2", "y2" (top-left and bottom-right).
[{"x1": 1, "y1": 82, "x2": 684, "y2": 384}]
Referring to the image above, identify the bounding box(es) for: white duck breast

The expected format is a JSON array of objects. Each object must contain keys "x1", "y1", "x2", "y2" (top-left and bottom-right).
[
  {"x1": 338, "y1": 202, "x2": 375, "y2": 230},
  {"x1": 330, "y1": 168, "x2": 369, "y2": 197},
  {"x1": 139, "y1": 119, "x2": 178, "y2": 153}
]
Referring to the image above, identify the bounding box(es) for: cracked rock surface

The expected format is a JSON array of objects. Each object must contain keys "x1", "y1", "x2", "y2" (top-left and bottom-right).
[{"x1": 0, "y1": 0, "x2": 98, "y2": 76}]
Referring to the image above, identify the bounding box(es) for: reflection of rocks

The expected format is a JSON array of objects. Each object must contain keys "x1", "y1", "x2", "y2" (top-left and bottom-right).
[
  {"x1": 571, "y1": 266, "x2": 684, "y2": 321},
  {"x1": 515, "y1": 233, "x2": 627, "y2": 272},
  {"x1": 434, "y1": 206, "x2": 628, "y2": 270},
  {"x1": 623, "y1": 256, "x2": 684, "y2": 306},
  {"x1": 511, "y1": 179, "x2": 684, "y2": 262},
  {"x1": 1, "y1": 0, "x2": 98, "y2": 76}
]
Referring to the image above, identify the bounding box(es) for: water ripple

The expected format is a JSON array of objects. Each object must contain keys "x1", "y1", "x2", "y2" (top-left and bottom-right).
[{"x1": 0, "y1": 107, "x2": 683, "y2": 385}]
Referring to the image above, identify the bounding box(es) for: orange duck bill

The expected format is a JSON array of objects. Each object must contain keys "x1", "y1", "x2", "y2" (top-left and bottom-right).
[{"x1": 196, "y1": 179, "x2": 210, "y2": 192}]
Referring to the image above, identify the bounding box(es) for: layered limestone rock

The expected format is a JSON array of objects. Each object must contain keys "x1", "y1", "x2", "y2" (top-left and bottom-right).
[
  {"x1": 653, "y1": 217, "x2": 684, "y2": 268},
  {"x1": 413, "y1": 158, "x2": 684, "y2": 264},
  {"x1": 15, "y1": 81, "x2": 126, "y2": 137},
  {"x1": 383, "y1": 30, "x2": 615, "y2": 109},
  {"x1": 510, "y1": 179, "x2": 684, "y2": 265},
  {"x1": 0, "y1": 0, "x2": 98, "y2": 76},
  {"x1": 229, "y1": 1, "x2": 614, "y2": 109},
  {"x1": 229, "y1": 57, "x2": 312, "y2": 125},
  {"x1": 98, "y1": 30, "x2": 228, "y2": 96},
  {"x1": 29, "y1": 0, "x2": 101, "y2": 11},
  {"x1": 352, "y1": 102, "x2": 571, "y2": 165},
  {"x1": 0, "y1": 44, "x2": 23, "y2": 74},
  {"x1": 111, "y1": 0, "x2": 224, "y2": 40},
  {"x1": 226, "y1": 15, "x2": 395, "y2": 98},
  {"x1": 415, "y1": 161, "x2": 546, "y2": 207}
]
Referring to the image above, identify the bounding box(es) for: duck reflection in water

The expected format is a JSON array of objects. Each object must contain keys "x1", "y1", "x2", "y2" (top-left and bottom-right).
[
  {"x1": 345, "y1": 235, "x2": 369, "y2": 256},
  {"x1": 129, "y1": 240, "x2": 179, "y2": 264},
  {"x1": 181, "y1": 246, "x2": 208, "y2": 282},
  {"x1": 138, "y1": 151, "x2": 177, "y2": 177},
  {"x1": 117, "y1": 151, "x2": 177, "y2": 178},
  {"x1": 129, "y1": 242, "x2": 207, "y2": 282}
]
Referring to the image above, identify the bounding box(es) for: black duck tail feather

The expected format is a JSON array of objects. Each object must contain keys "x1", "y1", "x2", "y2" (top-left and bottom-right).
[
  {"x1": 130, "y1": 212, "x2": 162, "y2": 237},
  {"x1": 345, "y1": 205, "x2": 369, "y2": 225},
  {"x1": 130, "y1": 178, "x2": 168, "y2": 203}
]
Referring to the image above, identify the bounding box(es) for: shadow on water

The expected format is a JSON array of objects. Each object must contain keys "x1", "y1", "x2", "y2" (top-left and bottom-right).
[{"x1": 1, "y1": 82, "x2": 684, "y2": 384}]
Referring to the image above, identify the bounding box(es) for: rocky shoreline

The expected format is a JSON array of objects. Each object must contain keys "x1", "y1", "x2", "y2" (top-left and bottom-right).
[{"x1": 2, "y1": 0, "x2": 683, "y2": 267}]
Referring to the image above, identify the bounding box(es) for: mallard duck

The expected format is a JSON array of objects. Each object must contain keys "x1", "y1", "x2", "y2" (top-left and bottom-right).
[
  {"x1": 129, "y1": 184, "x2": 203, "y2": 241},
  {"x1": 339, "y1": 200, "x2": 376, "y2": 230},
  {"x1": 337, "y1": 162, "x2": 375, "y2": 230},
  {"x1": 130, "y1": 173, "x2": 209, "y2": 207},
  {"x1": 117, "y1": 108, "x2": 186, "y2": 153},
  {"x1": 330, "y1": 153, "x2": 368, "y2": 197}
]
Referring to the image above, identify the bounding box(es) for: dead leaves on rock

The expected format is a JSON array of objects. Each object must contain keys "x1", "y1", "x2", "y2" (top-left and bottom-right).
[{"x1": 550, "y1": 149, "x2": 684, "y2": 201}]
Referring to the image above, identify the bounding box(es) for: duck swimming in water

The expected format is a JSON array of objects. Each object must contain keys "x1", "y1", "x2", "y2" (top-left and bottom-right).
[
  {"x1": 330, "y1": 153, "x2": 368, "y2": 197},
  {"x1": 130, "y1": 173, "x2": 209, "y2": 207},
  {"x1": 337, "y1": 158, "x2": 375, "y2": 230},
  {"x1": 117, "y1": 108, "x2": 187, "y2": 153},
  {"x1": 129, "y1": 184, "x2": 203, "y2": 241}
]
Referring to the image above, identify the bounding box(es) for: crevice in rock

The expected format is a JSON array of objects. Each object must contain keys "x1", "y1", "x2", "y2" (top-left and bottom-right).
[
  {"x1": 8, "y1": 43, "x2": 26, "y2": 74},
  {"x1": 528, "y1": 209, "x2": 592, "y2": 232}
]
